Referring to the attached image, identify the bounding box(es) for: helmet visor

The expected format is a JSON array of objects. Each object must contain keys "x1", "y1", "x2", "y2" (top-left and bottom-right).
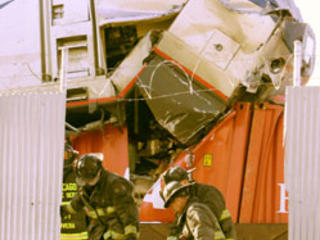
[{"x1": 76, "y1": 170, "x2": 101, "y2": 187}]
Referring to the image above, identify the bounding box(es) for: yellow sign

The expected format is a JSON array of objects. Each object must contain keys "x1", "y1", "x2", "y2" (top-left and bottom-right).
[{"x1": 203, "y1": 154, "x2": 213, "y2": 167}]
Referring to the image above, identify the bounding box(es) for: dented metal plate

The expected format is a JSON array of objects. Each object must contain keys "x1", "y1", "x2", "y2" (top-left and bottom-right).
[
  {"x1": 201, "y1": 29, "x2": 240, "y2": 70},
  {"x1": 136, "y1": 54, "x2": 228, "y2": 145}
]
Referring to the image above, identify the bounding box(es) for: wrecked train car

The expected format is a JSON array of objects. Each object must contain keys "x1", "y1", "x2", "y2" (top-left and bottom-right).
[
  {"x1": 136, "y1": 0, "x2": 315, "y2": 230},
  {"x1": 66, "y1": 0, "x2": 315, "y2": 234},
  {"x1": 0, "y1": 0, "x2": 316, "y2": 239}
]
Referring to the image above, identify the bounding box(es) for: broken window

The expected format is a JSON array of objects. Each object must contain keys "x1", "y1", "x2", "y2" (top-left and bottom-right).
[
  {"x1": 125, "y1": 88, "x2": 186, "y2": 181},
  {"x1": 103, "y1": 25, "x2": 139, "y2": 73}
]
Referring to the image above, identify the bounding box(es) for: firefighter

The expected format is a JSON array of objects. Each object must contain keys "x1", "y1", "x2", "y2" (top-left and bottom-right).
[
  {"x1": 61, "y1": 143, "x2": 88, "y2": 240},
  {"x1": 163, "y1": 181, "x2": 226, "y2": 240},
  {"x1": 161, "y1": 166, "x2": 237, "y2": 240},
  {"x1": 61, "y1": 153, "x2": 139, "y2": 240}
]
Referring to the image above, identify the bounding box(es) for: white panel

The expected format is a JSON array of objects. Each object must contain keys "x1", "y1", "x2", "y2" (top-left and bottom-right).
[
  {"x1": 285, "y1": 86, "x2": 320, "y2": 240},
  {"x1": 0, "y1": 91, "x2": 66, "y2": 240},
  {"x1": 168, "y1": 0, "x2": 275, "y2": 54},
  {"x1": 0, "y1": 0, "x2": 42, "y2": 89},
  {"x1": 52, "y1": 0, "x2": 89, "y2": 25}
]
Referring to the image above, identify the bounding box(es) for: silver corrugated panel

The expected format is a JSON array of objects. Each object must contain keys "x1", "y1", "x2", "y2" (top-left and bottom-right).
[
  {"x1": 0, "y1": 91, "x2": 66, "y2": 240},
  {"x1": 285, "y1": 86, "x2": 320, "y2": 240}
]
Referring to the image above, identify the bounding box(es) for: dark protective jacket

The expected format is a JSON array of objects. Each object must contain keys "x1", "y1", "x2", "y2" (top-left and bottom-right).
[
  {"x1": 169, "y1": 183, "x2": 237, "y2": 240},
  {"x1": 61, "y1": 159, "x2": 88, "y2": 240},
  {"x1": 176, "y1": 197, "x2": 226, "y2": 240},
  {"x1": 66, "y1": 169, "x2": 139, "y2": 240},
  {"x1": 191, "y1": 183, "x2": 237, "y2": 239}
]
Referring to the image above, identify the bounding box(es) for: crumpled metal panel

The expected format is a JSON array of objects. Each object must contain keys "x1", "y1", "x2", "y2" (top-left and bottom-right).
[
  {"x1": 97, "y1": 0, "x2": 187, "y2": 25},
  {"x1": 221, "y1": 0, "x2": 301, "y2": 20},
  {"x1": 248, "y1": 0, "x2": 302, "y2": 19},
  {"x1": 167, "y1": 0, "x2": 315, "y2": 92},
  {"x1": 136, "y1": 53, "x2": 228, "y2": 145},
  {"x1": 65, "y1": 31, "x2": 155, "y2": 108},
  {"x1": 156, "y1": 31, "x2": 238, "y2": 98}
]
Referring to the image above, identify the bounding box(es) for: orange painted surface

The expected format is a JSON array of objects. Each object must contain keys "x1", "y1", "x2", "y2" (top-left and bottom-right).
[
  {"x1": 239, "y1": 103, "x2": 288, "y2": 223},
  {"x1": 140, "y1": 103, "x2": 252, "y2": 222},
  {"x1": 69, "y1": 103, "x2": 288, "y2": 224},
  {"x1": 71, "y1": 124, "x2": 129, "y2": 176},
  {"x1": 188, "y1": 103, "x2": 252, "y2": 222},
  {"x1": 139, "y1": 206, "x2": 175, "y2": 223}
]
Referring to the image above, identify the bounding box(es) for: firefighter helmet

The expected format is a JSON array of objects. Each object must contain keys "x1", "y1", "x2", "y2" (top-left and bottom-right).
[
  {"x1": 163, "y1": 181, "x2": 194, "y2": 208},
  {"x1": 162, "y1": 166, "x2": 195, "y2": 184},
  {"x1": 75, "y1": 154, "x2": 102, "y2": 183}
]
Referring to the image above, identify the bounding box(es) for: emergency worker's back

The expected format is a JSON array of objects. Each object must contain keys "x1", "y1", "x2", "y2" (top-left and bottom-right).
[{"x1": 191, "y1": 183, "x2": 237, "y2": 239}]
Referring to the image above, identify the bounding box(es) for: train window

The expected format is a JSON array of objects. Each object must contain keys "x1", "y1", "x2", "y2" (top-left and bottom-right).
[{"x1": 104, "y1": 25, "x2": 138, "y2": 73}]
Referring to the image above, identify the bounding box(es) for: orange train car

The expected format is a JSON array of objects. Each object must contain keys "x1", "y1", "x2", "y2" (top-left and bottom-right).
[{"x1": 140, "y1": 102, "x2": 288, "y2": 224}]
